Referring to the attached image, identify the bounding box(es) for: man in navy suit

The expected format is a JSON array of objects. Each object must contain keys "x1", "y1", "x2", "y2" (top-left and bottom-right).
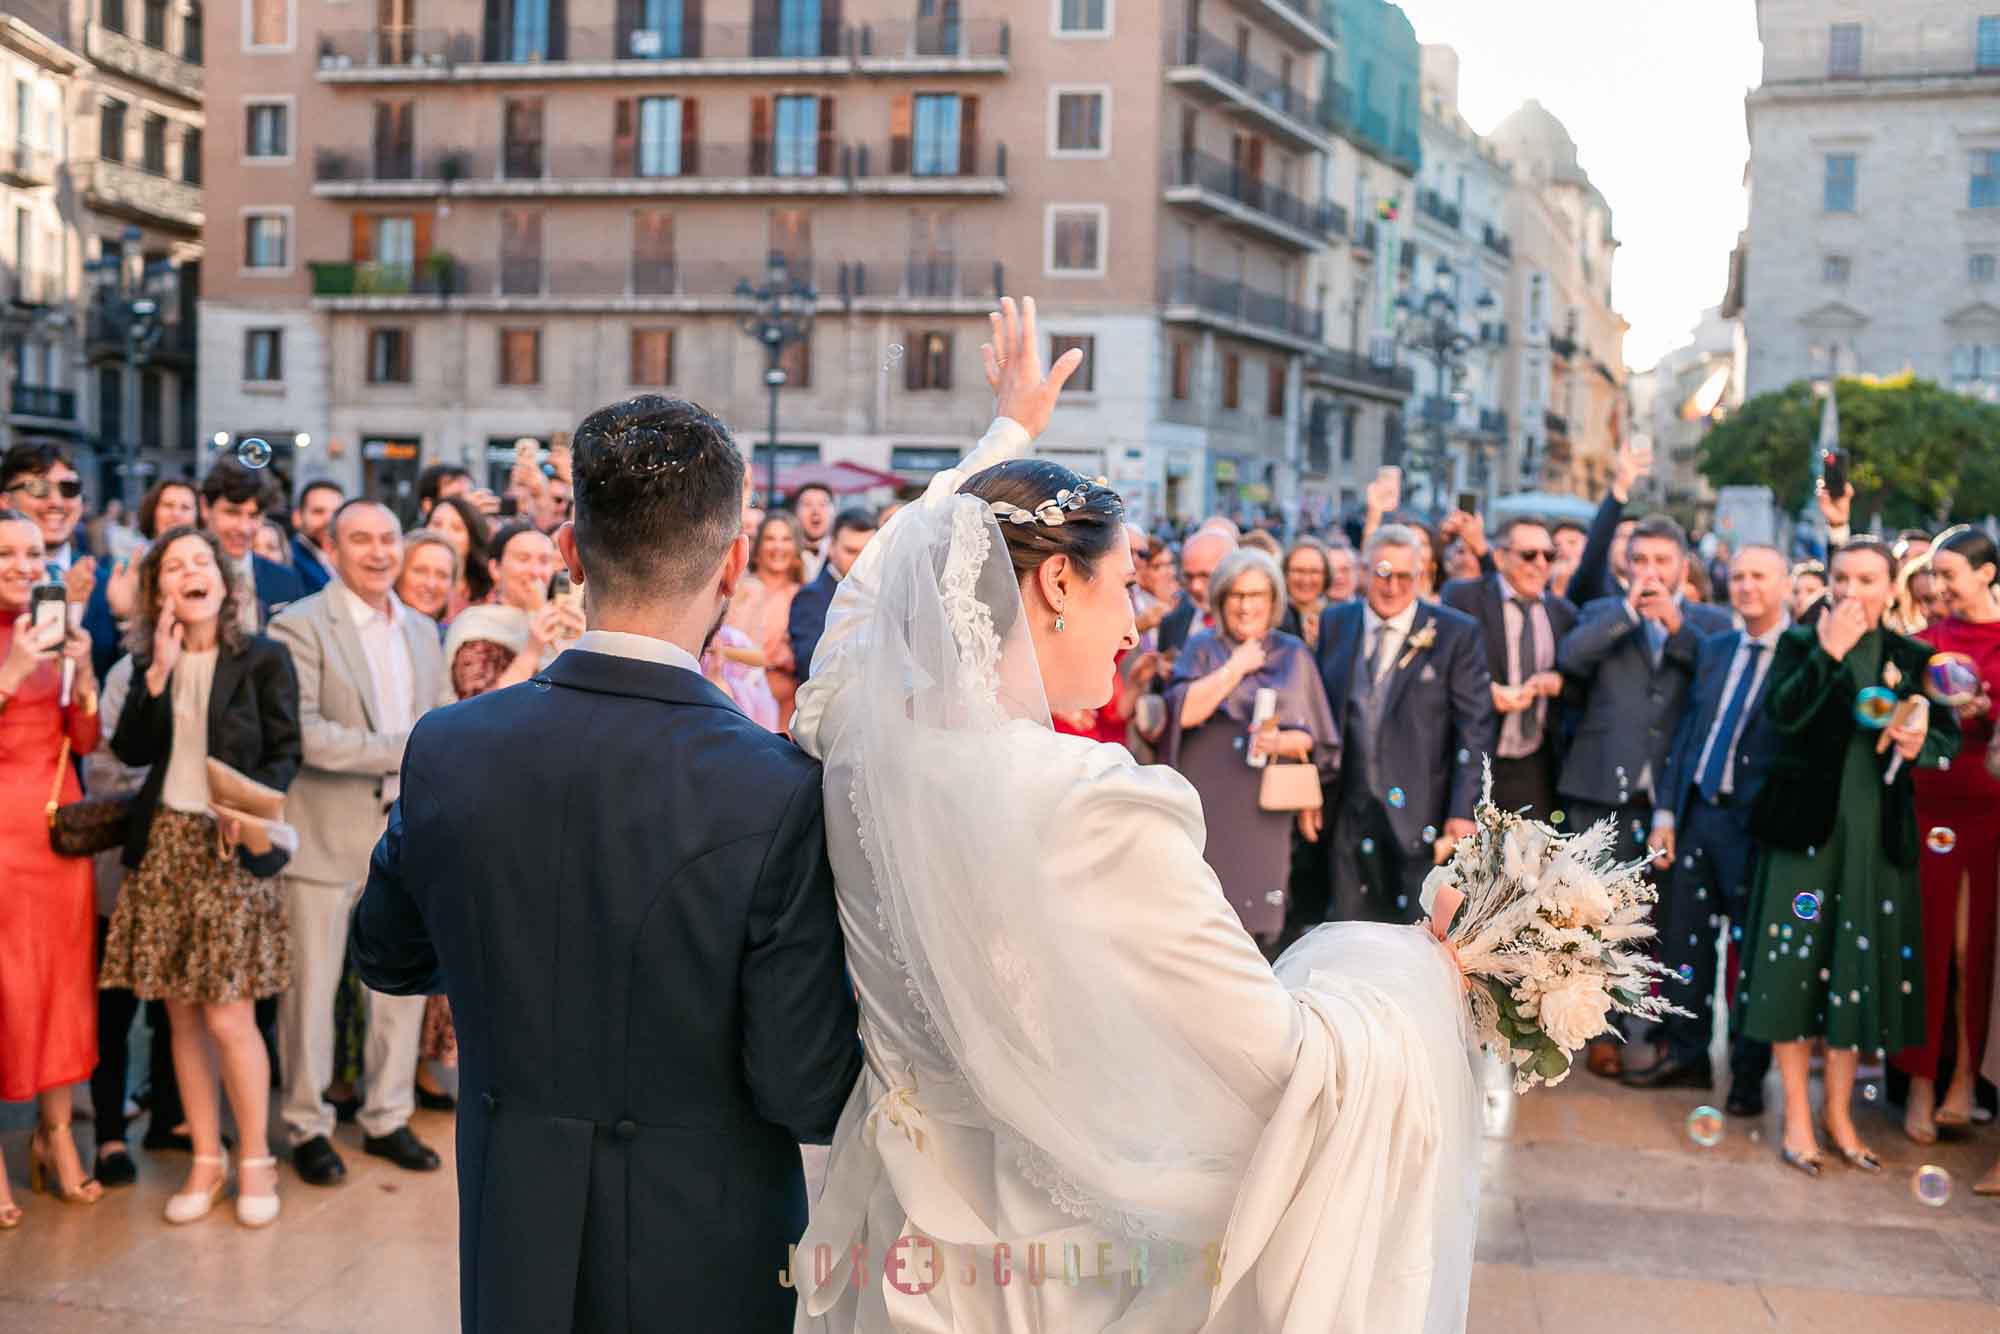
[
  {"x1": 351, "y1": 394, "x2": 861, "y2": 1334},
  {"x1": 788, "y1": 507, "x2": 877, "y2": 684},
  {"x1": 200, "y1": 458, "x2": 308, "y2": 630},
  {"x1": 1556, "y1": 513, "x2": 1731, "y2": 1075},
  {"x1": 1441, "y1": 516, "x2": 1577, "y2": 820},
  {"x1": 289, "y1": 479, "x2": 345, "y2": 593},
  {"x1": 1315, "y1": 524, "x2": 1496, "y2": 924},
  {"x1": 1624, "y1": 545, "x2": 1787, "y2": 1112}
]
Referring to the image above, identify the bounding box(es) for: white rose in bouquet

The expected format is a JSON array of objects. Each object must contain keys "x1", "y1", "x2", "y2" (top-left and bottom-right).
[
  {"x1": 1562, "y1": 876, "x2": 1616, "y2": 929},
  {"x1": 1536, "y1": 977, "x2": 1616, "y2": 1049}
]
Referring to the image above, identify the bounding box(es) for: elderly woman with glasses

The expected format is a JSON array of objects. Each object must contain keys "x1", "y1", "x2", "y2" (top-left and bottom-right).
[{"x1": 1162, "y1": 548, "x2": 1339, "y2": 957}]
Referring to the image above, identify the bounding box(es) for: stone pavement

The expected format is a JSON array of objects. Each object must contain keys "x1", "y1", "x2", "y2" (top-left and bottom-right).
[{"x1": 2, "y1": 1068, "x2": 1998, "y2": 1333}]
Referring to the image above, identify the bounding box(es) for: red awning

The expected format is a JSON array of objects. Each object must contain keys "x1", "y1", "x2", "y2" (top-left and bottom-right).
[{"x1": 772, "y1": 460, "x2": 905, "y2": 494}]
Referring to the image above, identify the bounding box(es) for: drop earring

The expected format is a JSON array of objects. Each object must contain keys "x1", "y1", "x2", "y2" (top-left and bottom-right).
[{"x1": 1054, "y1": 609, "x2": 1067, "y2": 633}]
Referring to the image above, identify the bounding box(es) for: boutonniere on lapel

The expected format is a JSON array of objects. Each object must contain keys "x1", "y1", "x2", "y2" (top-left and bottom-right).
[
  {"x1": 1399, "y1": 624, "x2": 1438, "y2": 670},
  {"x1": 1882, "y1": 661, "x2": 1903, "y2": 691}
]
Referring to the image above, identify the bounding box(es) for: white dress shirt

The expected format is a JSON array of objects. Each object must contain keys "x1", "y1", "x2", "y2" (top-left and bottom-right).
[
  {"x1": 572, "y1": 628, "x2": 703, "y2": 676},
  {"x1": 337, "y1": 582, "x2": 416, "y2": 802},
  {"x1": 1362, "y1": 600, "x2": 1419, "y2": 682}
]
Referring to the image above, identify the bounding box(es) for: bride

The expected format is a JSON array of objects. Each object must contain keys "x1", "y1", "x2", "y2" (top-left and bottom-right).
[{"x1": 787, "y1": 299, "x2": 1479, "y2": 1333}]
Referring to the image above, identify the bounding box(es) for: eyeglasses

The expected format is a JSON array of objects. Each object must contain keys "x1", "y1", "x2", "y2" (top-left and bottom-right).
[
  {"x1": 1223, "y1": 589, "x2": 1275, "y2": 606},
  {"x1": 1508, "y1": 547, "x2": 1556, "y2": 564},
  {"x1": 6, "y1": 477, "x2": 82, "y2": 501},
  {"x1": 1371, "y1": 563, "x2": 1417, "y2": 587}
]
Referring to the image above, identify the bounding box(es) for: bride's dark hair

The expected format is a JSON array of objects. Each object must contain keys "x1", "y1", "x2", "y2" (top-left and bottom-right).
[{"x1": 959, "y1": 460, "x2": 1126, "y2": 580}]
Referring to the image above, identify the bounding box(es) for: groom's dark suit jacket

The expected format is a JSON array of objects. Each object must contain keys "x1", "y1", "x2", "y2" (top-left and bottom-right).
[{"x1": 352, "y1": 648, "x2": 862, "y2": 1334}]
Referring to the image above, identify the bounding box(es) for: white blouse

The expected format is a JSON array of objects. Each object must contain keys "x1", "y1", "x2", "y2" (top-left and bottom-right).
[{"x1": 160, "y1": 648, "x2": 217, "y2": 815}]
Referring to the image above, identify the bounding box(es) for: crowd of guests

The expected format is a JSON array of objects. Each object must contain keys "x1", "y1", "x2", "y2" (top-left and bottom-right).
[{"x1": 4, "y1": 418, "x2": 2000, "y2": 1235}]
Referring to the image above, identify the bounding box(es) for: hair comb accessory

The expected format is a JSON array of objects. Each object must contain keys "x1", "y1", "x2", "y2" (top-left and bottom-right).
[{"x1": 988, "y1": 482, "x2": 1093, "y2": 528}]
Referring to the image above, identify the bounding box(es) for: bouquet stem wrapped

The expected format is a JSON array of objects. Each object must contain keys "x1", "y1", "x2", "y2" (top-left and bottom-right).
[{"x1": 1421, "y1": 762, "x2": 1692, "y2": 1091}]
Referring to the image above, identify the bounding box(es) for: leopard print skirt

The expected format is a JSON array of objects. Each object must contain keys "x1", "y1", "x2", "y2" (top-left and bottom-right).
[{"x1": 99, "y1": 809, "x2": 292, "y2": 1004}]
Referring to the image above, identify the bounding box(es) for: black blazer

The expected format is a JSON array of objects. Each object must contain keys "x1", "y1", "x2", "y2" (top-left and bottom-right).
[
  {"x1": 1313, "y1": 598, "x2": 1496, "y2": 841},
  {"x1": 1440, "y1": 574, "x2": 1578, "y2": 701},
  {"x1": 350, "y1": 648, "x2": 862, "y2": 1334},
  {"x1": 1658, "y1": 627, "x2": 1784, "y2": 827},
  {"x1": 110, "y1": 635, "x2": 303, "y2": 874},
  {"x1": 1749, "y1": 625, "x2": 1960, "y2": 867},
  {"x1": 787, "y1": 562, "x2": 838, "y2": 682},
  {"x1": 1158, "y1": 595, "x2": 1201, "y2": 655}
]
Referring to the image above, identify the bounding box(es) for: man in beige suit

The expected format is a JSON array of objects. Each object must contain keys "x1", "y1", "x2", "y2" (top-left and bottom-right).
[{"x1": 269, "y1": 500, "x2": 454, "y2": 1186}]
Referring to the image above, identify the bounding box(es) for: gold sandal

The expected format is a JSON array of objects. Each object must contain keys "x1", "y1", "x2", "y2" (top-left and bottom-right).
[{"x1": 29, "y1": 1123, "x2": 103, "y2": 1205}]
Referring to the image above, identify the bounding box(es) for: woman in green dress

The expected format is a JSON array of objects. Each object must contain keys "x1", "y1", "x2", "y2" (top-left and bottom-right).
[{"x1": 1743, "y1": 537, "x2": 1958, "y2": 1177}]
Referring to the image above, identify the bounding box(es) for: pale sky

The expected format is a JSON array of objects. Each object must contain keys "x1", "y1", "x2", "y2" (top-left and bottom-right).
[{"x1": 1394, "y1": 0, "x2": 1764, "y2": 372}]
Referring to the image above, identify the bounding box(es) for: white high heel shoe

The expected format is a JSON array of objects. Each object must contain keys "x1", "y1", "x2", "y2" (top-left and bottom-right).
[
  {"x1": 164, "y1": 1153, "x2": 228, "y2": 1224},
  {"x1": 236, "y1": 1156, "x2": 280, "y2": 1227}
]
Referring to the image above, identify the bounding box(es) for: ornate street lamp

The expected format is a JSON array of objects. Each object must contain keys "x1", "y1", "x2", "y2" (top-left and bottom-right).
[
  {"x1": 85, "y1": 226, "x2": 176, "y2": 505},
  {"x1": 1391, "y1": 257, "x2": 1501, "y2": 514},
  {"x1": 735, "y1": 251, "x2": 817, "y2": 505}
]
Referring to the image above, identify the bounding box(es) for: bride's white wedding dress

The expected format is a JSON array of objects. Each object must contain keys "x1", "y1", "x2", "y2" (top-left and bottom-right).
[{"x1": 788, "y1": 419, "x2": 1480, "y2": 1333}]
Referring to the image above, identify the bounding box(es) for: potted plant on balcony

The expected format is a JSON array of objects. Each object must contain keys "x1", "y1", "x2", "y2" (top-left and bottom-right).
[{"x1": 423, "y1": 251, "x2": 459, "y2": 297}]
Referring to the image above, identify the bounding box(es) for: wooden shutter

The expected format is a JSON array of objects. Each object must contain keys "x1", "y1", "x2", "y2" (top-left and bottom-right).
[
  {"x1": 681, "y1": 97, "x2": 699, "y2": 175},
  {"x1": 612, "y1": 98, "x2": 635, "y2": 177},
  {"x1": 351, "y1": 213, "x2": 372, "y2": 262},
  {"x1": 958, "y1": 95, "x2": 978, "y2": 176},
  {"x1": 889, "y1": 94, "x2": 911, "y2": 174},
  {"x1": 936, "y1": 334, "x2": 953, "y2": 390},
  {"x1": 750, "y1": 95, "x2": 770, "y2": 175},
  {"x1": 413, "y1": 212, "x2": 432, "y2": 264},
  {"x1": 816, "y1": 96, "x2": 835, "y2": 176},
  {"x1": 904, "y1": 328, "x2": 920, "y2": 391}
]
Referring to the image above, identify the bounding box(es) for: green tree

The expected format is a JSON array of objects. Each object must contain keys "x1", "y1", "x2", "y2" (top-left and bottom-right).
[{"x1": 1697, "y1": 375, "x2": 2000, "y2": 528}]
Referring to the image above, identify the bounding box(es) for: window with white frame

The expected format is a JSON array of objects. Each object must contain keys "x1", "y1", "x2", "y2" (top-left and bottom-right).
[
  {"x1": 243, "y1": 211, "x2": 288, "y2": 269},
  {"x1": 638, "y1": 96, "x2": 682, "y2": 177},
  {"x1": 1827, "y1": 22, "x2": 1861, "y2": 76},
  {"x1": 245, "y1": 102, "x2": 288, "y2": 159},
  {"x1": 1823, "y1": 153, "x2": 1856, "y2": 213},
  {"x1": 1053, "y1": 0, "x2": 1107, "y2": 36},
  {"x1": 1953, "y1": 340, "x2": 2000, "y2": 397},
  {"x1": 1045, "y1": 204, "x2": 1105, "y2": 276},
  {"x1": 1051, "y1": 88, "x2": 1106, "y2": 157},
  {"x1": 246, "y1": 0, "x2": 290, "y2": 49},
  {"x1": 243, "y1": 327, "x2": 283, "y2": 382}
]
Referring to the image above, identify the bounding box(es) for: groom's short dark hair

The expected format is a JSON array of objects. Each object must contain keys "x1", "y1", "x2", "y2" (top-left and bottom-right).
[{"x1": 571, "y1": 395, "x2": 744, "y2": 602}]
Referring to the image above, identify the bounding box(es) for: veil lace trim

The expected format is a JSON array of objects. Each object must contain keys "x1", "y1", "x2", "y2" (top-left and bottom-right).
[{"x1": 939, "y1": 499, "x2": 1002, "y2": 703}]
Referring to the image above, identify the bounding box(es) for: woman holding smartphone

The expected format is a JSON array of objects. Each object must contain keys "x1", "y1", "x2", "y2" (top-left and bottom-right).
[
  {"x1": 442, "y1": 521, "x2": 583, "y2": 698},
  {"x1": 97, "y1": 525, "x2": 301, "y2": 1227},
  {"x1": 0, "y1": 508, "x2": 103, "y2": 1224}
]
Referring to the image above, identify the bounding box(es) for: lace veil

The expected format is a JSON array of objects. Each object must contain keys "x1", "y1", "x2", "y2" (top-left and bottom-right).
[{"x1": 831, "y1": 470, "x2": 1268, "y2": 1244}]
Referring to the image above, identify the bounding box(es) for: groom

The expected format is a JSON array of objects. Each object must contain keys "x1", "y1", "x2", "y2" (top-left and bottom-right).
[{"x1": 350, "y1": 395, "x2": 862, "y2": 1333}]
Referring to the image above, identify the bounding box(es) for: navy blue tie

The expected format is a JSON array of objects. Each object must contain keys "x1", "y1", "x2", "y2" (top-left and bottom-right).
[{"x1": 1698, "y1": 642, "x2": 1764, "y2": 802}]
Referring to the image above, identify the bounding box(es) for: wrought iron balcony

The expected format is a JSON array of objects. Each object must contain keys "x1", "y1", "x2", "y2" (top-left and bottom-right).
[
  {"x1": 1481, "y1": 224, "x2": 1513, "y2": 259},
  {"x1": 1544, "y1": 410, "x2": 1570, "y2": 438},
  {"x1": 1164, "y1": 29, "x2": 1330, "y2": 151},
  {"x1": 9, "y1": 385, "x2": 76, "y2": 421},
  {"x1": 1417, "y1": 188, "x2": 1462, "y2": 231},
  {"x1": 1158, "y1": 264, "x2": 1323, "y2": 350},
  {"x1": 1305, "y1": 347, "x2": 1414, "y2": 397},
  {"x1": 1163, "y1": 147, "x2": 1340, "y2": 251},
  {"x1": 852, "y1": 18, "x2": 1010, "y2": 70},
  {"x1": 314, "y1": 18, "x2": 862, "y2": 80}
]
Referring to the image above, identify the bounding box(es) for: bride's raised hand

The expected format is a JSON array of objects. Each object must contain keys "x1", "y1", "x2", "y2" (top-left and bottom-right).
[{"x1": 981, "y1": 296, "x2": 1084, "y2": 441}]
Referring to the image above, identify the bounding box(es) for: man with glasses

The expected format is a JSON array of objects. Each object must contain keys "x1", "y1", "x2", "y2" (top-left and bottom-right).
[
  {"x1": 1, "y1": 443, "x2": 88, "y2": 574},
  {"x1": 1158, "y1": 528, "x2": 1236, "y2": 655},
  {"x1": 1313, "y1": 525, "x2": 1495, "y2": 925},
  {"x1": 1442, "y1": 516, "x2": 1577, "y2": 819}
]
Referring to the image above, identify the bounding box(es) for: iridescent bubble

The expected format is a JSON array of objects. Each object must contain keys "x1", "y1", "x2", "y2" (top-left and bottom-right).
[
  {"x1": 1927, "y1": 827, "x2": 1958, "y2": 855},
  {"x1": 886, "y1": 343, "x2": 905, "y2": 361},
  {"x1": 1792, "y1": 892, "x2": 1821, "y2": 922},
  {"x1": 1924, "y1": 652, "x2": 1982, "y2": 709},
  {"x1": 237, "y1": 436, "x2": 273, "y2": 469},
  {"x1": 1853, "y1": 685, "x2": 1897, "y2": 729},
  {"x1": 1360, "y1": 838, "x2": 1376, "y2": 855},
  {"x1": 1456, "y1": 748, "x2": 1471, "y2": 765},
  {"x1": 1686, "y1": 1106, "x2": 1724, "y2": 1148},
  {"x1": 1422, "y1": 824, "x2": 1438, "y2": 843},
  {"x1": 1912, "y1": 1164, "x2": 1953, "y2": 1207},
  {"x1": 1676, "y1": 963, "x2": 1695, "y2": 984},
  {"x1": 1396, "y1": 895, "x2": 1408, "y2": 910},
  {"x1": 1387, "y1": 787, "x2": 1407, "y2": 809},
  {"x1": 1862, "y1": 1082, "x2": 1879, "y2": 1102}
]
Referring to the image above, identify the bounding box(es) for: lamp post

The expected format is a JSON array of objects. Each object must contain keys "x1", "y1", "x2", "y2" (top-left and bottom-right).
[
  {"x1": 735, "y1": 252, "x2": 817, "y2": 505},
  {"x1": 84, "y1": 226, "x2": 174, "y2": 507},
  {"x1": 1391, "y1": 257, "x2": 1499, "y2": 516}
]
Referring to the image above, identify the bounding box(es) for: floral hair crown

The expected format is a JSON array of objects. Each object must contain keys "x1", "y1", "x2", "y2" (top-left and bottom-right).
[{"x1": 987, "y1": 479, "x2": 1104, "y2": 528}]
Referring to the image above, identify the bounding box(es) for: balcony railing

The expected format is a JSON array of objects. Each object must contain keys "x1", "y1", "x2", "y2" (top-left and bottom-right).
[
  {"x1": 1548, "y1": 334, "x2": 1578, "y2": 360},
  {"x1": 9, "y1": 385, "x2": 77, "y2": 420},
  {"x1": 1544, "y1": 410, "x2": 1570, "y2": 438},
  {"x1": 828, "y1": 258, "x2": 1005, "y2": 303},
  {"x1": 854, "y1": 18, "x2": 1010, "y2": 62},
  {"x1": 85, "y1": 20, "x2": 203, "y2": 100},
  {"x1": 1417, "y1": 188, "x2": 1462, "y2": 230},
  {"x1": 315, "y1": 139, "x2": 1008, "y2": 191},
  {"x1": 1319, "y1": 82, "x2": 1420, "y2": 172},
  {"x1": 1233, "y1": 0, "x2": 1338, "y2": 50},
  {"x1": 308, "y1": 260, "x2": 464, "y2": 297},
  {"x1": 83, "y1": 158, "x2": 203, "y2": 231},
  {"x1": 1159, "y1": 264, "x2": 1322, "y2": 344},
  {"x1": 1480, "y1": 407, "x2": 1508, "y2": 436},
  {"x1": 1481, "y1": 224, "x2": 1512, "y2": 259},
  {"x1": 1164, "y1": 147, "x2": 1338, "y2": 242},
  {"x1": 1165, "y1": 29, "x2": 1324, "y2": 131},
  {"x1": 1307, "y1": 347, "x2": 1415, "y2": 396},
  {"x1": 1350, "y1": 219, "x2": 1379, "y2": 253},
  {"x1": 1, "y1": 141, "x2": 56, "y2": 188},
  {"x1": 315, "y1": 19, "x2": 858, "y2": 73},
  {"x1": 860, "y1": 138, "x2": 1006, "y2": 181}
]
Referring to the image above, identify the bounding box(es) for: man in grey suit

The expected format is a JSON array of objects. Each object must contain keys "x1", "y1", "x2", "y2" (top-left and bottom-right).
[{"x1": 269, "y1": 500, "x2": 456, "y2": 1185}]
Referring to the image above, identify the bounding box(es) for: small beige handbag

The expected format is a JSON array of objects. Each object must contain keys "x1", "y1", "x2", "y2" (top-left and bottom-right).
[{"x1": 1258, "y1": 758, "x2": 1323, "y2": 812}]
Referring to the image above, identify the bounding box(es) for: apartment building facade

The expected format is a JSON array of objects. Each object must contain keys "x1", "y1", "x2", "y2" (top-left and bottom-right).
[
  {"x1": 1742, "y1": 1, "x2": 2000, "y2": 401},
  {"x1": 201, "y1": 0, "x2": 1346, "y2": 527},
  {"x1": 3, "y1": 0, "x2": 205, "y2": 500}
]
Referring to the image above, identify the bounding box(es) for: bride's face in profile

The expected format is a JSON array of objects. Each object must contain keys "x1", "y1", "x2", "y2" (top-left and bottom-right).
[{"x1": 1031, "y1": 528, "x2": 1140, "y2": 714}]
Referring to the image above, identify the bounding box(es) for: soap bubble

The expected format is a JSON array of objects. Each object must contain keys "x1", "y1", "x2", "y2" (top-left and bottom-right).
[
  {"x1": 1862, "y1": 1082, "x2": 1879, "y2": 1102},
  {"x1": 1924, "y1": 652, "x2": 1982, "y2": 709},
  {"x1": 1853, "y1": 686, "x2": 1897, "y2": 729},
  {"x1": 237, "y1": 436, "x2": 273, "y2": 469},
  {"x1": 1927, "y1": 827, "x2": 1958, "y2": 855},
  {"x1": 1685, "y1": 1106, "x2": 1724, "y2": 1148},
  {"x1": 1792, "y1": 892, "x2": 1821, "y2": 922},
  {"x1": 1676, "y1": 964, "x2": 1695, "y2": 985},
  {"x1": 1422, "y1": 825, "x2": 1438, "y2": 843},
  {"x1": 1912, "y1": 1165, "x2": 1953, "y2": 1207},
  {"x1": 1387, "y1": 787, "x2": 1407, "y2": 809},
  {"x1": 1360, "y1": 838, "x2": 1376, "y2": 855},
  {"x1": 882, "y1": 343, "x2": 905, "y2": 373}
]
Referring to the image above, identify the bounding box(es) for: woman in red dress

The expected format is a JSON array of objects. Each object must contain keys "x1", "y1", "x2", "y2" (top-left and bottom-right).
[
  {"x1": 1897, "y1": 525, "x2": 2000, "y2": 1142},
  {"x1": 0, "y1": 508, "x2": 103, "y2": 1224}
]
